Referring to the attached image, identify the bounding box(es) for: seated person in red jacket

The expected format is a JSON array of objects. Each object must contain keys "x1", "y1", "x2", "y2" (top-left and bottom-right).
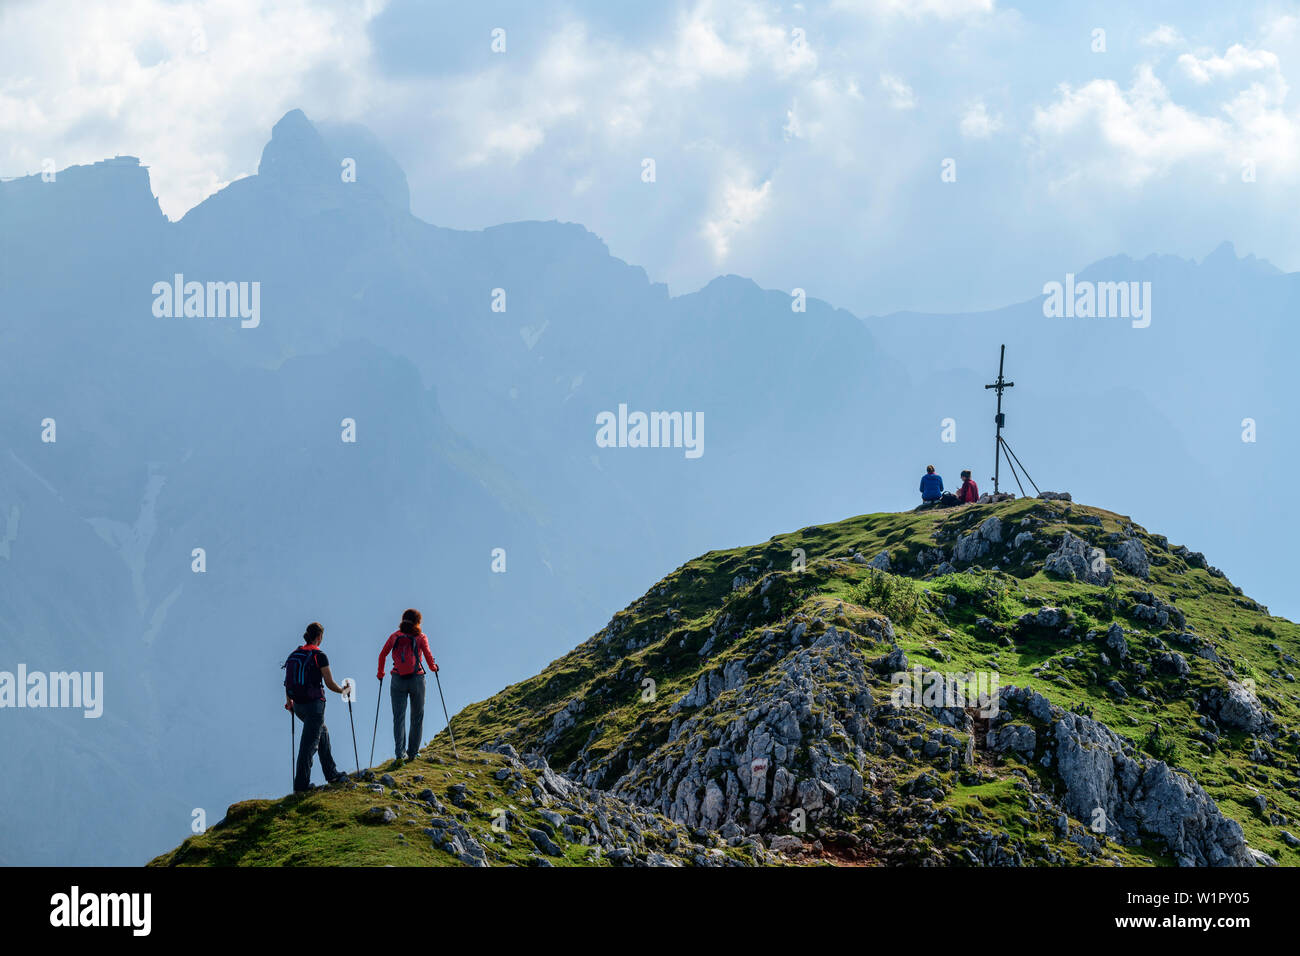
[{"x1": 957, "y1": 470, "x2": 980, "y2": 503}]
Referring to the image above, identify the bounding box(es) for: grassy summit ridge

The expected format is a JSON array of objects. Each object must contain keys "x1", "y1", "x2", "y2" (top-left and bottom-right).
[{"x1": 157, "y1": 498, "x2": 1300, "y2": 866}]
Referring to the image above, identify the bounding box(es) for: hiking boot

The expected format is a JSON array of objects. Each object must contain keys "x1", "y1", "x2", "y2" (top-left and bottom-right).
[
  {"x1": 389, "y1": 757, "x2": 405, "y2": 769},
  {"x1": 328, "y1": 771, "x2": 351, "y2": 784}
]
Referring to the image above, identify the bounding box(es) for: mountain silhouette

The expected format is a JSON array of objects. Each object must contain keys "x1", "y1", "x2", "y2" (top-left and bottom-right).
[{"x1": 0, "y1": 109, "x2": 1295, "y2": 865}]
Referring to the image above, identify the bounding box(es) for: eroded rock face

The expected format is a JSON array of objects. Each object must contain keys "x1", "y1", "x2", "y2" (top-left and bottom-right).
[
  {"x1": 1019, "y1": 607, "x2": 1067, "y2": 631},
  {"x1": 1109, "y1": 537, "x2": 1150, "y2": 579},
  {"x1": 541, "y1": 697, "x2": 586, "y2": 747},
  {"x1": 671, "y1": 659, "x2": 748, "y2": 712},
  {"x1": 1105, "y1": 623, "x2": 1129, "y2": 660},
  {"x1": 470, "y1": 503, "x2": 1276, "y2": 867},
  {"x1": 866, "y1": 550, "x2": 891, "y2": 571},
  {"x1": 954, "y1": 516, "x2": 1004, "y2": 564},
  {"x1": 1052, "y1": 712, "x2": 1253, "y2": 867},
  {"x1": 1044, "y1": 531, "x2": 1113, "y2": 585},
  {"x1": 1128, "y1": 590, "x2": 1186, "y2": 629},
  {"x1": 988, "y1": 685, "x2": 1254, "y2": 867},
  {"x1": 474, "y1": 744, "x2": 775, "y2": 866},
  {"x1": 990, "y1": 724, "x2": 1036, "y2": 757},
  {"x1": 1154, "y1": 652, "x2": 1190, "y2": 677},
  {"x1": 1202, "y1": 681, "x2": 1273, "y2": 734},
  {"x1": 559, "y1": 622, "x2": 987, "y2": 842},
  {"x1": 606, "y1": 625, "x2": 877, "y2": 833}
]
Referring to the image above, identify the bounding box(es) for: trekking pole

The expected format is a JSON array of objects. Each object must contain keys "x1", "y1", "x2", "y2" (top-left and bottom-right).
[
  {"x1": 433, "y1": 669, "x2": 458, "y2": 758},
  {"x1": 287, "y1": 702, "x2": 295, "y2": 791},
  {"x1": 369, "y1": 675, "x2": 383, "y2": 768},
  {"x1": 345, "y1": 682, "x2": 360, "y2": 775}
]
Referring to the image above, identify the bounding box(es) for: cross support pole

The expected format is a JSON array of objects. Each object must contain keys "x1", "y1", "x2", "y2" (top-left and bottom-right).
[{"x1": 983, "y1": 344, "x2": 1015, "y2": 495}]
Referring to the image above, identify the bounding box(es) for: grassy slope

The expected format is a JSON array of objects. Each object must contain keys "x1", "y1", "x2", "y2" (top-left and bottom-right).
[
  {"x1": 154, "y1": 747, "x2": 548, "y2": 866},
  {"x1": 156, "y1": 499, "x2": 1300, "y2": 866},
  {"x1": 452, "y1": 498, "x2": 1300, "y2": 865},
  {"x1": 152, "y1": 743, "x2": 758, "y2": 867}
]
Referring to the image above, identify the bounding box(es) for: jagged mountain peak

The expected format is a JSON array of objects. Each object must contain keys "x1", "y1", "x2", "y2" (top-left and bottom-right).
[
  {"x1": 256, "y1": 108, "x2": 333, "y2": 183},
  {"x1": 170, "y1": 107, "x2": 404, "y2": 220},
  {"x1": 1076, "y1": 242, "x2": 1282, "y2": 284},
  {"x1": 1200, "y1": 239, "x2": 1280, "y2": 277},
  {"x1": 248, "y1": 109, "x2": 411, "y2": 214}
]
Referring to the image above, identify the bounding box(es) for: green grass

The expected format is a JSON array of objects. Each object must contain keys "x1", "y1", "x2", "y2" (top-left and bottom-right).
[
  {"x1": 849, "y1": 569, "x2": 926, "y2": 624},
  {"x1": 153, "y1": 744, "x2": 612, "y2": 867},
  {"x1": 448, "y1": 498, "x2": 1300, "y2": 865},
  {"x1": 158, "y1": 498, "x2": 1300, "y2": 866}
]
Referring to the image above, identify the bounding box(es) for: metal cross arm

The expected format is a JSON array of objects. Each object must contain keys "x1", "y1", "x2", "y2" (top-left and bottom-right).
[{"x1": 983, "y1": 344, "x2": 1036, "y2": 495}]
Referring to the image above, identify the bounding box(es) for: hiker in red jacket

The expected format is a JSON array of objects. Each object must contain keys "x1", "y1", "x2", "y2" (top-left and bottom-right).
[
  {"x1": 957, "y1": 470, "x2": 980, "y2": 504},
  {"x1": 377, "y1": 608, "x2": 438, "y2": 767}
]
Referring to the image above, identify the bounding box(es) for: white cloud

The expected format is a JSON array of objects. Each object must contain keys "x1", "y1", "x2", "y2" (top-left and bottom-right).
[
  {"x1": 960, "y1": 100, "x2": 1002, "y2": 138},
  {"x1": 1178, "y1": 44, "x2": 1280, "y2": 83},
  {"x1": 675, "y1": 8, "x2": 752, "y2": 81},
  {"x1": 880, "y1": 72, "x2": 916, "y2": 109},
  {"x1": 1031, "y1": 60, "x2": 1300, "y2": 187},
  {"x1": 832, "y1": 0, "x2": 994, "y2": 19},
  {"x1": 1033, "y1": 67, "x2": 1223, "y2": 186},
  {"x1": 468, "y1": 122, "x2": 546, "y2": 166},
  {"x1": 701, "y1": 169, "x2": 772, "y2": 261},
  {"x1": 1261, "y1": 14, "x2": 1300, "y2": 46},
  {"x1": 428, "y1": 0, "x2": 823, "y2": 176},
  {"x1": 668, "y1": 0, "x2": 817, "y2": 84},
  {"x1": 10, "y1": 0, "x2": 1299, "y2": 318},
  {"x1": 0, "y1": 0, "x2": 382, "y2": 219},
  {"x1": 1141, "y1": 25, "x2": 1184, "y2": 47},
  {"x1": 783, "y1": 103, "x2": 803, "y2": 140}
]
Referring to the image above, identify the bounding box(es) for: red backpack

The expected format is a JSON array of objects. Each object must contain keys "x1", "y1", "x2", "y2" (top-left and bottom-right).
[{"x1": 391, "y1": 630, "x2": 423, "y2": 676}]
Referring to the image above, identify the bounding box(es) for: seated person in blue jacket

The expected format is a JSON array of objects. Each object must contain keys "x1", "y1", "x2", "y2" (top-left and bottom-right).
[{"x1": 919, "y1": 465, "x2": 944, "y2": 504}]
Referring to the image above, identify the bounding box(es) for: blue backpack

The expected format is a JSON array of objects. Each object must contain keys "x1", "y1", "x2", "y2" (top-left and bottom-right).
[{"x1": 283, "y1": 645, "x2": 323, "y2": 700}]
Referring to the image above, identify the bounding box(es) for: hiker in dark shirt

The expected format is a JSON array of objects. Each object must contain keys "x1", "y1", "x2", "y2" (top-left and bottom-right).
[{"x1": 284, "y1": 622, "x2": 351, "y2": 792}]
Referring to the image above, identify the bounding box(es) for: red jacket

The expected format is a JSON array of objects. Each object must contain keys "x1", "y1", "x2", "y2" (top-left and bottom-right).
[
  {"x1": 377, "y1": 629, "x2": 436, "y2": 679},
  {"x1": 958, "y1": 478, "x2": 980, "y2": 503}
]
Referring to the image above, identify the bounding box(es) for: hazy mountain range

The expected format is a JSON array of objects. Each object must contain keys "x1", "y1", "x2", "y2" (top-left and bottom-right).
[{"x1": 0, "y1": 109, "x2": 1293, "y2": 865}]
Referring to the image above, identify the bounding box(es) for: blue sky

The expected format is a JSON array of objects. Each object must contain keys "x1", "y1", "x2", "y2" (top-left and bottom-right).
[{"x1": 4, "y1": 0, "x2": 1300, "y2": 313}]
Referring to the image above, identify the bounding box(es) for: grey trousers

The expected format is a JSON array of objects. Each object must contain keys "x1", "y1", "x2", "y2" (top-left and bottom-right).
[{"x1": 391, "y1": 673, "x2": 426, "y2": 759}]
